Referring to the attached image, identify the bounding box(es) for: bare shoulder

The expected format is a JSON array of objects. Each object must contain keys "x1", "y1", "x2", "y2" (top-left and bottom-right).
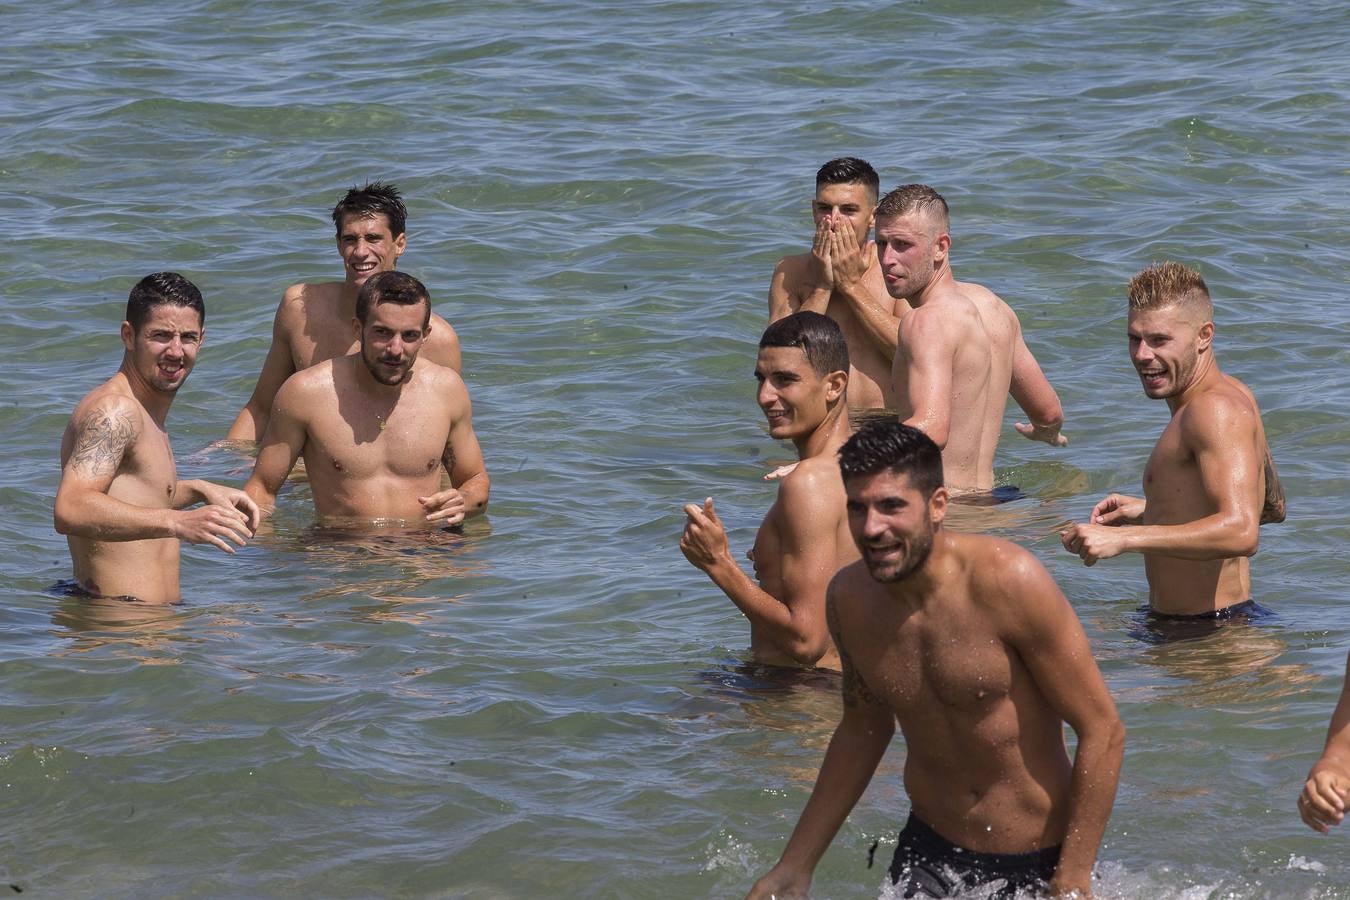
[
  {"x1": 277, "y1": 281, "x2": 340, "y2": 326},
  {"x1": 776, "y1": 454, "x2": 845, "y2": 505},
  {"x1": 899, "y1": 299, "x2": 960, "y2": 343},
  {"x1": 826, "y1": 559, "x2": 875, "y2": 617},
  {"x1": 63, "y1": 383, "x2": 144, "y2": 472},
  {"x1": 279, "y1": 358, "x2": 337, "y2": 398},
  {"x1": 770, "y1": 252, "x2": 812, "y2": 297},
  {"x1": 1180, "y1": 378, "x2": 1259, "y2": 442},
  {"x1": 956, "y1": 532, "x2": 1049, "y2": 598}
]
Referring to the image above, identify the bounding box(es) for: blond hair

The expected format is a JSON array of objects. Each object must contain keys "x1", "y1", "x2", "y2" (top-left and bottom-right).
[
  {"x1": 874, "y1": 184, "x2": 950, "y2": 233},
  {"x1": 1127, "y1": 261, "x2": 1214, "y2": 320}
]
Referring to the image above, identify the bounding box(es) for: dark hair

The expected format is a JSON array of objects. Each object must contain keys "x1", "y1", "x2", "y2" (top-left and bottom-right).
[
  {"x1": 816, "y1": 157, "x2": 879, "y2": 201},
  {"x1": 759, "y1": 311, "x2": 849, "y2": 378},
  {"x1": 838, "y1": 420, "x2": 944, "y2": 498},
  {"x1": 356, "y1": 271, "x2": 431, "y2": 328},
  {"x1": 125, "y1": 272, "x2": 204, "y2": 332},
  {"x1": 875, "y1": 183, "x2": 949, "y2": 232},
  {"x1": 332, "y1": 181, "x2": 407, "y2": 238}
]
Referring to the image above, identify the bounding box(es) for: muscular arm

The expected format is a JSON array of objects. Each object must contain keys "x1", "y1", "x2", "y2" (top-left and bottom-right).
[
  {"x1": 747, "y1": 585, "x2": 895, "y2": 899},
  {"x1": 226, "y1": 290, "x2": 299, "y2": 442},
  {"x1": 1261, "y1": 448, "x2": 1286, "y2": 525},
  {"x1": 243, "y1": 379, "x2": 308, "y2": 515},
  {"x1": 681, "y1": 468, "x2": 844, "y2": 665},
  {"x1": 443, "y1": 385, "x2": 489, "y2": 516},
  {"x1": 1008, "y1": 318, "x2": 1067, "y2": 446},
  {"x1": 1300, "y1": 651, "x2": 1350, "y2": 833},
  {"x1": 828, "y1": 226, "x2": 903, "y2": 357},
  {"x1": 895, "y1": 309, "x2": 954, "y2": 449},
  {"x1": 54, "y1": 400, "x2": 173, "y2": 539},
  {"x1": 769, "y1": 252, "x2": 830, "y2": 322},
  {"x1": 997, "y1": 549, "x2": 1124, "y2": 894}
]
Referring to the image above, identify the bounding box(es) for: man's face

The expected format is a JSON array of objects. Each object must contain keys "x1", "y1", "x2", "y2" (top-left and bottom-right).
[
  {"x1": 1127, "y1": 305, "x2": 1210, "y2": 400},
  {"x1": 755, "y1": 345, "x2": 839, "y2": 442},
  {"x1": 336, "y1": 213, "x2": 406, "y2": 287},
  {"x1": 120, "y1": 305, "x2": 203, "y2": 394},
  {"x1": 845, "y1": 469, "x2": 946, "y2": 583},
  {"x1": 813, "y1": 182, "x2": 875, "y2": 246},
  {"x1": 874, "y1": 212, "x2": 946, "y2": 300},
  {"x1": 357, "y1": 301, "x2": 429, "y2": 386}
]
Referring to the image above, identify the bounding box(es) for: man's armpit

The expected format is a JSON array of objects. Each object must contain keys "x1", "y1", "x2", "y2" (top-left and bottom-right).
[{"x1": 69, "y1": 406, "x2": 137, "y2": 477}]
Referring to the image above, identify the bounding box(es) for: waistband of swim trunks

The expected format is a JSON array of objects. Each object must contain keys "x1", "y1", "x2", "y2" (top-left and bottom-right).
[
  {"x1": 898, "y1": 813, "x2": 1062, "y2": 869},
  {"x1": 1147, "y1": 598, "x2": 1270, "y2": 621}
]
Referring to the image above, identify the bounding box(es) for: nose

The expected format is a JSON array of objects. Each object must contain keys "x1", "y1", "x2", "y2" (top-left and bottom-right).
[
  {"x1": 861, "y1": 506, "x2": 888, "y2": 539},
  {"x1": 757, "y1": 379, "x2": 776, "y2": 408},
  {"x1": 1130, "y1": 340, "x2": 1153, "y2": 365}
]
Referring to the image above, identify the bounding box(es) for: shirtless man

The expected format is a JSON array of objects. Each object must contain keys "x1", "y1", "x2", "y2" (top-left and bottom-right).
[
  {"x1": 226, "y1": 181, "x2": 461, "y2": 442},
  {"x1": 1060, "y1": 262, "x2": 1286, "y2": 617},
  {"x1": 1299, "y1": 651, "x2": 1350, "y2": 834},
  {"x1": 680, "y1": 312, "x2": 858, "y2": 671},
  {"x1": 54, "y1": 273, "x2": 259, "y2": 603},
  {"x1": 769, "y1": 158, "x2": 907, "y2": 411},
  {"x1": 748, "y1": 421, "x2": 1123, "y2": 899},
  {"x1": 878, "y1": 184, "x2": 1066, "y2": 492},
  {"x1": 244, "y1": 271, "x2": 488, "y2": 525}
]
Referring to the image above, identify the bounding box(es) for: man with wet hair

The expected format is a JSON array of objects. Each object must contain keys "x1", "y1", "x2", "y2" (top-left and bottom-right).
[
  {"x1": 245, "y1": 271, "x2": 487, "y2": 526},
  {"x1": 55, "y1": 273, "x2": 259, "y2": 603},
  {"x1": 1300, "y1": 651, "x2": 1350, "y2": 834},
  {"x1": 878, "y1": 183, "x2": 1066, "y2": 493},
  {"x1": 1061, "y1": 261, "x2": 1285, "y2": 618},
  {"x1": 227, "y1": 181, "x2": 462, "y2": 441},
  {"x1": 680, "y1": 311, "x2": 858, "y2": 671},
  {"x1": 748, "y1": 420, "x2": 1123, "y2": 899},
  {"x1": 769, "y1": 158, "x2": 907, "y2": 411}
]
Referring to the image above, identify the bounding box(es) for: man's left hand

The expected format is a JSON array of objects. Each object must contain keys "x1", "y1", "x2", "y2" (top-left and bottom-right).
[
  {"x1": 420, "y1": 488, "x2": 467, "y2": 526},
  {"x1": 680, "y1": 497, "x2": 730, "y2": 571},
  {"x1": 1014, "y1": 420, "x2": 1069, "y2": 447},
  {"x1": 1060, "y1": 523, "x2": 1127, "y2": 566},
  {"x1": 827, "y1": 219, "x2": 873, "y2": 291},
  {"x1": 196, "y1": 482, "x2": 261, "y2": 534}
]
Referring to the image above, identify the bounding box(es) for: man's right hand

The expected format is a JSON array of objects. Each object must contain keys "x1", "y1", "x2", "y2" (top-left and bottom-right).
[
  {"x1": 745, "y1": 865, "x2": 811, "y2": 900},
  {"x1": 171, "y1": 504, "x2": 254, "y2": 553},
  {"x1": 1089, "y1": 494, "x2": 1145, "y2": 526},
  {"x1": 805, "y1": 217, "x2": 834, "y2": 306},
  {"x1": 1299, "y1": 767, "x2": 1349, "y2": 833}
]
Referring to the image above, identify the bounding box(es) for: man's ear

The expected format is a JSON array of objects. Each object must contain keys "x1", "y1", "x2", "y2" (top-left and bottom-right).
[
  {"x1": 928, "y1": 486, "x2": 949, "y2": 527},
  {"x1": 393, "y1": 231, "x2": 407, "y2": 260},
  {"x1": 120, "y1": 321, "x2": 134, "y2": 351},
  {"x1": 1197, "y1": 320, "x2": 1215, "y2": 353},
  {"x1": 826, "y1": 369, "x2": 848, "y2": 403},
  {"x1": 352, "y1": 317, "x2": 363, "y2": 340}
]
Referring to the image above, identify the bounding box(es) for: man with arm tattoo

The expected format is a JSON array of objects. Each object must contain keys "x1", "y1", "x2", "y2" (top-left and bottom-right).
[
  {"x1": 244, "y1": 271, "x2": 488, "y2": 527},
  {"x1": 54, "y1": 273, "x2": 259, "y2": 603},
  {"x1": 748, "y1": 422, "x2": 1123, "y2": 899}
]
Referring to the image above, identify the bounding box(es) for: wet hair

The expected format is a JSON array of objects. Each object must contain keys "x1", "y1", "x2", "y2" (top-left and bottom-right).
[
  {"x1": 125, "y1": 272, "x2": 204, "y2": 332},
  {"x1": 332, "y1": 181, "x2": 407, "y2": 238},
  {"x1": 837, "y1": 420, "x2": 944, "y2": 498},
  {"x1": 356, "y1": 271, "x2": 431, "y2": 329},
  {"x1": 1127, "y1": 261, "x2": 1214, "y2": 319},
  {"x1": 759, "y1": 311, "x2": 849, "y2": 378},
  {"x1": 816, "y1": 157, "x2": 880, "y2": 202},
  {"x1": 874, "y1": 183, "x2": 950, "y2": 233}
]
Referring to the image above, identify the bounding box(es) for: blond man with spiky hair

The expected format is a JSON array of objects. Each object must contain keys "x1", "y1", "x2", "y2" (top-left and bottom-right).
[{"x1": 1061, "y1": 261, "x2": 1285, "y2": 619}]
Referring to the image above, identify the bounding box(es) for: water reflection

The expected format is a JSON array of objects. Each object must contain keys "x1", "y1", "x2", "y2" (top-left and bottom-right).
[{"x1": 47, "y1": 592, "x2": 190, "y2": 664}]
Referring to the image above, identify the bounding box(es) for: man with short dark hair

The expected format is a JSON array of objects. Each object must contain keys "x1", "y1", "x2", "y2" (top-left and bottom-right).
[
  {"x1": 748, "y1": 420, "x2": 1123, "y2": 899},
  {"x1": 680, "y1": 312, "x2": 857, "y2": 670},
  {"x1": 55, "y1": 273, "x2": 259, "y2": 603},
  {"x1": 1060, "y1": 261, "x2": 1285, "y2": 618},
  {"x1": 878, "y1": 184, "x2": 1066, "y2": 493},
  {"x1": 227, "y1": 181, "x2": 462, "y2": 441},
  {"x1": 244, "y1": 271, "x2": 487, "y2": 525},
  {"x1": 769, "y1": 158, "x2": 907, "y2": 411}
]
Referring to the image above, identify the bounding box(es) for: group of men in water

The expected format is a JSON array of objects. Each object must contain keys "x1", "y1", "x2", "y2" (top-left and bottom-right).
[
  {"x1": 677, "y1": 158, "x2": 1347, "y2": 896},
  {"x1": 54, "y1": 183, "x2": 489, "y2": 605},
  {"x1": 52, "y1": 168, "x2": 1348, "y2": 896}
]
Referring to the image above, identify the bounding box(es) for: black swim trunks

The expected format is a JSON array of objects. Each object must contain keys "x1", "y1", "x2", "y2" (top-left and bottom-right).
[
  {"x1": 888, "y1": 814, "x2": 1060, "y2": 899},
  {"x1": 1130, "y1": 598, "x2": 1273, "y2": 644}
]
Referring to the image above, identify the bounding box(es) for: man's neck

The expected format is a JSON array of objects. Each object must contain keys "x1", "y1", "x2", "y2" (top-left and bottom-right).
[
  {"x1": 793, "y1": 402, "x2": 851, "y2": 461},
  {"x1": 116, "y1": 364, "x2": 172, "y2": 427},
  {"x1": 1165, "y1": 353, "x2": 1222, "y2": 415},
  {"x1": 906, "y1": 263, "x2": 956, "y2": 309}
]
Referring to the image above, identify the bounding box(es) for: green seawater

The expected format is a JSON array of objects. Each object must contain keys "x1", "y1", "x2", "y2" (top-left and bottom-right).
[{"x1": 3, "y1": 1, "x2": 1349, "y2": 896}]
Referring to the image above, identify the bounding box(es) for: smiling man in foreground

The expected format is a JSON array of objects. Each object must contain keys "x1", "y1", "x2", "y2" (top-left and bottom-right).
[
  {"x1": 245, "y1": 271, "x2": 487, "y2": 527},
  {"x1": 748, "y1": 421, "x2": 1123, "y2": 899}
]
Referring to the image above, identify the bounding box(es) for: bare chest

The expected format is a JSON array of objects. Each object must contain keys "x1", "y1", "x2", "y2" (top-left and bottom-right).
[
  {"x1": 858, "y1": 614, "x2": 1013, "y2": 716},
  {"x1": 302, "y1": 398, "x2": 450, "y2": 480},
  {"x1": 1142, "y1": 419, "x2": 1206, "y2": 522}
]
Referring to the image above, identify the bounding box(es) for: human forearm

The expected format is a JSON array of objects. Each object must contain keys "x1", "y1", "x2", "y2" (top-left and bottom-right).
[
  {"x1": 456, "y1": 471, "x2": 490, "y2": 518},
  {"x1": 225, "y1": 402, "x2": 268, "y2": 443},
  {"x1": 54, "y1": 491, "x2": 175, "y2": 541},
  {"x1": 835, "y1": 281, "x2": 900, "y2": 356},
  {"x1": 1053, "y1": 716, "x2": 1125, "y2": 892},
  {"x1": 1114, "y1": 513, "x2": 1258, "y2": 560},
  {"x1": 704, "y1": 556, "x2": 825, "y2": 664},
  {"x1": 769, "y1": 714, "x2": 893, "y2": 878}
]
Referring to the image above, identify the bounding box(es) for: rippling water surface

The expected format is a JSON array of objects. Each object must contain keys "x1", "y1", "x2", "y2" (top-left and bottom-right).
[{"x1": 4, "y1": 1, "x2": 1350, "y2": 896}]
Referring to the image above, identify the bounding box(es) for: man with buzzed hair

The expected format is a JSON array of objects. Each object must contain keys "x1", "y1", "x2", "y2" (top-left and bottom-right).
[
  {"x1": 227, "y1": 181, "x2": 462, "y2": 442},
  {"x1": 681, "y1": 312, "x2": 858, "y2": 671},
  {"x1": 1061, "y1": 261, "x2": 1285, "y2": 618},
  {"x1": 55, "y1": 273, "x2": 259, "y2": 603},
  {"x1": 878, "y1": 183, "x2": 1066, "y2": 493},
  {"x1": 747, "y1": 420, "x2": 1123, "y2": 899},
  {"x1": 770, "y1": 158, "x2": 908, "y2": 411},
  {"x1": 245, "y1": 271, "x2": 487, "y2": 526}
]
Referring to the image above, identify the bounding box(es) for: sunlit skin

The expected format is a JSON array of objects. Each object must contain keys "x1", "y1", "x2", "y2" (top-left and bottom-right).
[
  {"x1": 769, "y1": 181, "x2": 906, "y2": 411},
  {"x1": 880, "y1": 208, "x2": 1066, "y2": 493},
  {"x1": 680, "y1": 345, "x2": 855, "y2": 671},
  {"x1": 226, "y1": 209, "x2": 462, "y2": 442},
  {"x1": 1060, "y1": 298, "x2": 1285, "y2": 615},
  {"x1": 54, "y1": 303, "x2": 258, "y2": 603},
  {"x1": 747, "y1": 465, "x2": 1123, "y2": 900},
  {"x1": 245, "y1": 298, "x2": 488, "y2": 526},
  {"x1": 1300, "y1": 651, "x2": 1350, "y2": 834}
]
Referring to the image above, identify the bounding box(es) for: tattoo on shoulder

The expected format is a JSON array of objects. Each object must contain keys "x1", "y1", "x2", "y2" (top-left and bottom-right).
[{"x1": 70, "y1": 406, "x2": 137, "y2": 477}]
